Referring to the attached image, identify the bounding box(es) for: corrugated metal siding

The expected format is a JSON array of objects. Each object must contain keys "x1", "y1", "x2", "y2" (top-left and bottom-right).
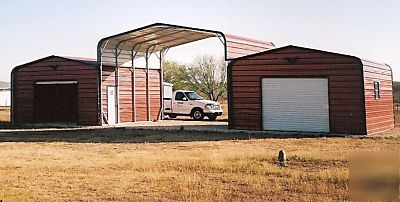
[
  {"x1": 261, "y1": 78, "x2": 329, "y2": 132},
  {"x1": 101, "y1": 67, "x2": 161, "y2": 123},
  {"x1": 229, "y1": 46, "x2": 366, "y2": 134},
  {"x1": 12, "y1": 56, "x2": 98, "y2": 125},
  {"x1": 362, "y1": 60, "x2": 394, "y2": 134},
  {"x1": 133, "y1": 68, "x2": 161, "y2": 121},
  {"x1": 101, "y1": 66, "x2": 116, "y2": 122}
]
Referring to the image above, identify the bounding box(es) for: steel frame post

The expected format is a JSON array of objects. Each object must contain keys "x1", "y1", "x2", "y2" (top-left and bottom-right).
[
  {"x1": 156, "y1": 48, "x2": 168, "y2": 120},
  {"x1": 115, "y1": 48, "x2": 120, "y2": 124},
  {"x1": 131, "y1": 50, "x2": 136, "y2": 122},
  {"x1": 145, "y1": 51, "x2": 150, "y2": 121},
  {"x1": 145, "y1": 45, "x2": 157, "y2": 121},
  {"x1": 98, "y1": 40, "x2": 109, "y2": 125},
  {"x1": 159, "y1": 49, "x2": 164, "y2": 120},
  {"x1": 130, "y1": 44, "x2": 141, "y2": 122}
]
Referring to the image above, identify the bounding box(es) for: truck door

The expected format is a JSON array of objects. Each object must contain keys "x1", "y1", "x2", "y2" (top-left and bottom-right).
[{"x1": 173, "y1": 92, "x2": 189, "y2": 114}]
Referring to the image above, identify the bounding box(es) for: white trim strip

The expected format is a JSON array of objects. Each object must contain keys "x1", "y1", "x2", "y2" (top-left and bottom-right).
[{"x1": 35, "y1": 81, "x2": 78, "y2": 85}]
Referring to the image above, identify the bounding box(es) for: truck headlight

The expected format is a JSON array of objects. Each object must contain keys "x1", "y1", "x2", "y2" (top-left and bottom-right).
[{"x1": 205, "y1": 104, "x2": 213, "y2": 109}]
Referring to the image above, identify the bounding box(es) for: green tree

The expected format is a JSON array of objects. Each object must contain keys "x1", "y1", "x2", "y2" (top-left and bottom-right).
[
  {"x1": 163, "y1": 60, "x2": 188, "y2": 90},
  {"x1": 182, "y1": 55, "x2": 227, "y2": 101},
  {"x1": 163, "y1": 55, "x2": 227, "y2": 101}
]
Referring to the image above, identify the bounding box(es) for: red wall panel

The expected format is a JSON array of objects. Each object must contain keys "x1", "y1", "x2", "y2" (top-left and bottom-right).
[
  {"x1": 361, "y1": 60, "x2": 394, "y2": 134},
  {"x1": 101, "y1": 67, "x2": 161, "y2": 123}
]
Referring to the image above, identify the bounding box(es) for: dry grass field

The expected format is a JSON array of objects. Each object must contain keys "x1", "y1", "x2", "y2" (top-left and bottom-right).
[
  {"x1": 0, "y1": 128, "x2": 398, "y2": 201},
  {"x1": 0, "y1": 104, "x2": 398, "y2": 201}
]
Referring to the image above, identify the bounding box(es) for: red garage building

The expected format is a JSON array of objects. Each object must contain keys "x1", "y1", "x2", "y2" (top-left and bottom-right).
[
  {"x1": 228, "y1": 45, "x2": 394, "y2": 135},
  {"x1": 11, "y1": 23, "x2": 274, "y2": 126},
  {"x1": 11, "y1": 56, "x2": 99, "y2": 125}
]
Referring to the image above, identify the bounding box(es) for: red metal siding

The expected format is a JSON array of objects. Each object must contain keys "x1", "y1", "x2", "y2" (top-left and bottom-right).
[
  {"x1": 101, "y1": 66, "x2": 115, "y2": 122},
  {"x1": 134, "y1": 68, "x2": 147, "y2": 121},
  {"x1": 362, "y1": 60, "x2": 394, "y2": 134},
  {"x1": 12, "y1": 56, "x2": 98, "y2": 125},
  {"x1": 134, "y1": 68, "x2": 162, "y2": 121},
  {"x1": 229, "y1": 46, "x2": 366, "y2": 135},
  {"x1": 101, "y1": 67, "x2": 161, "y2": 123},
  {"x1": 119, "y1": 68, "x2": 134, "y2": 122}
]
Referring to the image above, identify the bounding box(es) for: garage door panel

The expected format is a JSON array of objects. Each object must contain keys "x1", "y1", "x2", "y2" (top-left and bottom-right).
[
  {"x1": 262, "y1": 78, "x2": 329, "y2": 132},
  {"x1": 34, "y1": 83, "x2": 78, "y2": 124}
]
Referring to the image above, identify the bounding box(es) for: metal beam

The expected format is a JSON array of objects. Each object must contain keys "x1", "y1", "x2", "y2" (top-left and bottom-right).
[
  {"x1": 115, "y1": 47, "x2": 120, "y2": 124},
  {"x1": 145, "y1": 44, "x2": 158, "y2": 121},
  {"x1": 216, "y1": 34, "x2": 226, "y2": 46},
  {"x1": 100, "y1": 40, "x2": 110, "y2": 54},
  {"x1": 124, "y1": 32, "x2": 212, "y2": 53},
  {"x1": 158, "y1": 51, "x2": 162, "y2": 120},
  {"x1": 162, "y1": 34, "x2": 214, "y2": 50},
  {"x1": 114, "y1": 27, "x2": 175, "y2": 49},
  {"x1": 158, "y1": 48, "x2": 168, "y2": 120},
  {"x1": 145, "y1": 51, "x2": 150, "y2": 121},
  {"x1": 153, "y1": 32, "x2": 212, "y2": 48},
  {"x1": 116, "y1": 29, "x2": 189, "y2": 51},
  {"x1": 130, "y1": 44, "x2": 141, "y2": 122},
  {"x1": 131, "y1": 50, "x2": 136, "y2": 122}
]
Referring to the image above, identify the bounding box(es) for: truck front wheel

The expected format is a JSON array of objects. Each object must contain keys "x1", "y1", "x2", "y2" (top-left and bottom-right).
[
  {"x1": 191, "y1": 109, "x2": 204, "y2": 121},
  {"x1": 207, "y1": 114, "x2": 217, "y2": 121}
]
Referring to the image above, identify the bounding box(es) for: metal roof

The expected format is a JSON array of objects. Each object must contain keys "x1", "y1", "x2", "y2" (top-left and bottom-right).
[
  {"x1": 64, "y1": 56, "x2": 98, "y2": 66},
  {"x1": 97, "y1": 23, "x2": 275, "y2": 67}
]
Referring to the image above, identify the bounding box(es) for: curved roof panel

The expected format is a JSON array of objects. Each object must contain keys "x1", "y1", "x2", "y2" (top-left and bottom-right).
[{"x1": 97, "y1": 23, "x2": 275, "y2": 66}]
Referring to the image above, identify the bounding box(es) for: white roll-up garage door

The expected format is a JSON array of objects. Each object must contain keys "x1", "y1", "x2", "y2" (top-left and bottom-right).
[{"x1": 261, "y1": 78, "x2": 329, "y2": 132}]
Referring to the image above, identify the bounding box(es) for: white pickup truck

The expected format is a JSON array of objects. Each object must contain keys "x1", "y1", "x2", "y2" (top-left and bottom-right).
[{"x1": 163, "y1": 83, "x2": 223, "y2": 121}]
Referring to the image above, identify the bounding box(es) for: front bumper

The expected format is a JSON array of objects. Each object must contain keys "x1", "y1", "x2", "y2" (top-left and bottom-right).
[{"x1": 203, "y1": 109, "x2": 223, "y2": 115}]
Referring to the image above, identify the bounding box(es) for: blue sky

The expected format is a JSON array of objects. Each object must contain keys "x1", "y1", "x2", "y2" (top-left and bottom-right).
[{"x1": 0, "y1": 0, "x2": 399, "y2": 81}]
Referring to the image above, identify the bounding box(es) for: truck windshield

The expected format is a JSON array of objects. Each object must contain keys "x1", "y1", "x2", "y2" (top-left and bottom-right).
[{"x1": 184, "y1": 92, "x2": 203, "y2": 100}]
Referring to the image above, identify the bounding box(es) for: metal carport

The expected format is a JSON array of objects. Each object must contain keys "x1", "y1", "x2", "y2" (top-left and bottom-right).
[{"x1": 97, "y1": 23, "x2": 274, "y2": 124}]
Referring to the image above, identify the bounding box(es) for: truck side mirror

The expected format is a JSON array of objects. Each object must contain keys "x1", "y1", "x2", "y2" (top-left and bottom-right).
[{"x1": 183, "y1": 97, "x2": 188, "y2": 101}]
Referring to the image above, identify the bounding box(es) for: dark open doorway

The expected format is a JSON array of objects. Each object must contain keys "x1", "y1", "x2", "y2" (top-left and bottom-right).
[{"x1": 34, "y1": 81, "x2": 78, "y2": 124}]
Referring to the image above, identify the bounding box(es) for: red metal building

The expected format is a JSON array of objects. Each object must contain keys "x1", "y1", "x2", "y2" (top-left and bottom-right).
[
  {"x1": 11, "y1": 56, "x2": 99, "y2": 125},
  {"x1": 228, "y1": 45, "x2": 394, "y2": 135}
]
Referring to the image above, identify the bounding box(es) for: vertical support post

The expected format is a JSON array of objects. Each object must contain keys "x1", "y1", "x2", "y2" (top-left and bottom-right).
[
  {"x1": 97, "y1": 59, "x2": 104, "y2": 126},
  {"x1": 99, "y1": 60, "x2": 103, "y2": 125},
  {"x1": 131, "y1": 50, "x2": 136, "y2": 122},
  {"x1": 115, "y1": 49, "x2": 120, "y2": 124},
  {"x1": 145, "y1": 51, "x2": 150, "y2": 121},
  {"x1": 97, "y1": 39, "x2": 109, "y2": 125},
  {"x1": 159, "y1": 49, "x2": 164, "y2": 120}
]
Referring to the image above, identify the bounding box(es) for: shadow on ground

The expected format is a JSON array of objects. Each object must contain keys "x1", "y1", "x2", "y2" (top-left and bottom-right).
[{"x1": 0, "y1": 125, "x2": 351, "y2": 144}]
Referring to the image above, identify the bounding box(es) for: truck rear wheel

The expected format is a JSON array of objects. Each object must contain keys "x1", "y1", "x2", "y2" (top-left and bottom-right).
[
  {"x1": 191, "y1": 109, "x2": 204, "y2": 121},
  {"x1": 169, "y1": 114, "x2": 177, "y2": 119}
]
